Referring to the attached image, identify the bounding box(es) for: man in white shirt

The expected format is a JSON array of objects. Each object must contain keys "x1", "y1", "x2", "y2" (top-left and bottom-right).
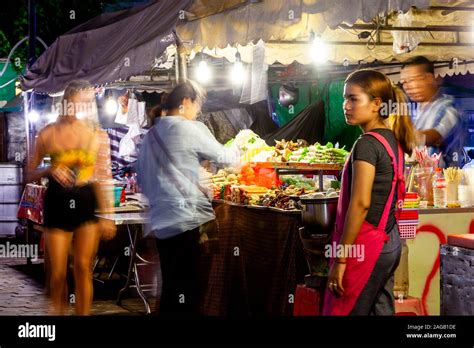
[{"x1": 400, "y1": 56, "x2": 466, "y2": 167}]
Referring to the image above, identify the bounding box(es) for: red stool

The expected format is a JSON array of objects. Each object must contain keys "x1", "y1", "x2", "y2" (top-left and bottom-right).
[
  {"x1": 395, "y1": 296, "x2": 425, "y2": 316},
  {"x1": 293, "y1": 284, "x2": 321, "y2": 316}
]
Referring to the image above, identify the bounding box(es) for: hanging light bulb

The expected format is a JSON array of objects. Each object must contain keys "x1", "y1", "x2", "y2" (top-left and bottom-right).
[
  {"x1": 231, "y1": 51, "x2": 246, "y2": 85},
  {"x1": 27, "y1": 110, "x2": 40, "y2": 123},
  {"x1": 105, "y1": 98, "x2": 118, "y2": 115},
  {"x1": 196, "y1": 59, "x2": 212, "y2": 84},
  {"x1": 310, "y1": 30, "x2": 328, "y2": 64}
]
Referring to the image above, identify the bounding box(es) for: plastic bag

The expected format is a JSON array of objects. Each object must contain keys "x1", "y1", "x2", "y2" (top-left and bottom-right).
[
  {"x1": 17, "y1": 184, "x2": 46, "y2": 224},
  {"x1": 114, "y1": 94, "x2": 129, "y2": 125},
  {"x1": 127, "y1": 98, "x2": 147, "y2": 127},
  {"x1": 119, "y1": 124, "x2": 141, "y2": 158},
  {"x1": 391, "y1": 11, "x2": 424, "y2": 54}
]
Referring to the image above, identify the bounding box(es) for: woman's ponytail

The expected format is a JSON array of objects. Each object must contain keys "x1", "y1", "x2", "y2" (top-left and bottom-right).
[{"x1": 389, "y1": 85, "x2": 415, "y2": 156}]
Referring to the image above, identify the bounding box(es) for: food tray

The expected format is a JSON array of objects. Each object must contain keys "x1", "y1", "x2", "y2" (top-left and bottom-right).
[
  {"x1": 267, "y1": 206, "x2": 301, "y2": 214},
  {"x1": 246, "y1": 204, "x2": 269, "y2": 211},
  {"x1": 250, "y1": 162, "x2": 343, "y2": 171}
]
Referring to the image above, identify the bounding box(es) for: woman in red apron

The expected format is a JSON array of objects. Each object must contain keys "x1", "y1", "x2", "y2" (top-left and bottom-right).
[{"x1": 323, "y1": 70, "x2": 414, "y2": 315}]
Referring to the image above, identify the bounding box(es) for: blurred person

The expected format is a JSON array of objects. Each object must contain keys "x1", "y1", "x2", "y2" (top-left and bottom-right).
[
  {"x1": 137, "y1": 81, "x2": 238, "y2": 316},
  {"x1": 26, "y1": 80, "x2": 116, "y2": 315},
  {"x1": 400, "y1": 56, "x2": 466, "y2": 167},
  {"x1": 324, "y1": 70, "x2": 414, "y2": 316}
]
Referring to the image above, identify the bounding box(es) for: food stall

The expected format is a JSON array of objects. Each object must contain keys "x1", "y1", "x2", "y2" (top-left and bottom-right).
[
  {"x1": 15, "y1": 0, "x2": 474, "y2": 317},
  {"x1": 199, "y1": 130, "x2": 344, "y2": 315},
  {"x1": 202, "y1": 128, "x2": 474, "y2": 316}
]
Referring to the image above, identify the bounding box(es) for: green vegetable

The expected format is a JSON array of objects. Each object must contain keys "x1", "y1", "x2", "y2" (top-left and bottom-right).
[
  {"x1": 326, "y1": 142, "x2": 334, "y2": 149},
  {"x1": 332, "y1": 149, "x2": 349, "y2": 157}
]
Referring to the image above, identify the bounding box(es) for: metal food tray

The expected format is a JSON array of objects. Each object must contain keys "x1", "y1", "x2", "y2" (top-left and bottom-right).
[
  {"x1": 226, "y1": 201, "x2": 246, "y2": 207},
  {"x1": 213, "y1": 199, "x2": 302, "y2": 214},
  {"x1": 267, "y1": 206, "x2": 301, "y2": 214},
  {"x1": 249, "y1": 162, "x2": 343, "y2": 171},
  {"x1": 246, "y1": 204, "x2": 270, "y2": 211}
]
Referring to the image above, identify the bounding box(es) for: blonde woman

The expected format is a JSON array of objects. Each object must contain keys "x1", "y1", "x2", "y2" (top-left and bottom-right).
[{"x1": 27, "y1": 80, "x2": 116, "y2": 315}]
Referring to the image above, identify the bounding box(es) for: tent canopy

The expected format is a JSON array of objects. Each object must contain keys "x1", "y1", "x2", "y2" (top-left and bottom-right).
[
  {"x1": 20, "y1": 0, "x2": 192, "y2": 93},
  {"x1": 179, "y1": 0, "x2": 430, "y2": 47},
  {"x1": 178, "y1": 0, "x2": 473, "y2": 64},
  {"x1": 20, "y1": 0, "x2": 474, "y2": 93}
]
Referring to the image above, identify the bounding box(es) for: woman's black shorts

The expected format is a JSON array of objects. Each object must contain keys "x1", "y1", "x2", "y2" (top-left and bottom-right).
[{"x1": 43, "y1": 178, "x2": 98, "y2": 231}]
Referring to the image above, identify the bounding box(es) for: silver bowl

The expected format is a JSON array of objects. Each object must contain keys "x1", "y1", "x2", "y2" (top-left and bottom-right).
[{"x1": 300, "y1": 196, "x2": 338, "y2": 235}]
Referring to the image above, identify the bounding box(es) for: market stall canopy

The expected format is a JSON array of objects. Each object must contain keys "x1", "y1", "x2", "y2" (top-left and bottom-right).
[
  {"x1": 20, "y1": 0, "x2": 474, "y2": 93},
  {"x1": 179, "y1": 0, "x2": 430, "y2": 47},
  {"x1": 178, "y1": 0, "x2": 474, "y2": 64},
  {"x1": 20, "y1": 0, "x2": 192, "y2": 94}
]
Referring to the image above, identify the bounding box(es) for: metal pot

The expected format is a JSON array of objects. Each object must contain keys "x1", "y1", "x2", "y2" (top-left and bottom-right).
[{"x1": 300, "y1": 196, "x2": 338, "y2": 235}]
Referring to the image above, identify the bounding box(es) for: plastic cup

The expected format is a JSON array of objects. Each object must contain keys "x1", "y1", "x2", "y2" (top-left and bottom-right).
[
  {"x1": 446, "y1": 181, "x2": 459, "y2": 208},
  {"x1": 113, "y1": 186, "x2": 123, "y2": 207},
  {"x1": 458, "y1": 185, "x2": 472, "y2": 207}
]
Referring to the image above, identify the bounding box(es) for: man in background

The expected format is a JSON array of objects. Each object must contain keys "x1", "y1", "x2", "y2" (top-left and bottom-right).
[{"x1": 400, "y1": 56, "x2": 466, "y2": 168}]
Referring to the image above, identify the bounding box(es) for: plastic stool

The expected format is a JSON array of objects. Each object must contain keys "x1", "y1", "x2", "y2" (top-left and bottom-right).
[
  {"x1": 293, "y1": 284, "x2": 321, "y2": 316},
  {"x1": 395, "y1": 296, "x2": 425, "y2": 316}
]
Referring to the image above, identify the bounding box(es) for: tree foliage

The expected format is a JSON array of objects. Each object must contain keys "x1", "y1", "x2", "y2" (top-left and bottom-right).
[{"x1": 0, "y1": 0, "x2": 132, "y2": 72}]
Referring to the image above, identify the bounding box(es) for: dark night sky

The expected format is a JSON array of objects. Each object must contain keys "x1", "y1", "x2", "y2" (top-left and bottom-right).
[{"x1": 0, "y1": 0, "x2": 151, "y2": 56}]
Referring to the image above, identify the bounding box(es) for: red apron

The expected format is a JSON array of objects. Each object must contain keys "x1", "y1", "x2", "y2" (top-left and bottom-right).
[{"x1": 323, "y1": 132, "x2": 405, "y2": 316}]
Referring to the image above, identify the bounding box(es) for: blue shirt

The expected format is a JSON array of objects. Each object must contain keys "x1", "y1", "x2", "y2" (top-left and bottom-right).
[
  {"x1": 413, "y1": 93, "x2": 466, "y2": 168},
  {"x1": 137, "y1": 116, "x2": 238, "y2": 239}
]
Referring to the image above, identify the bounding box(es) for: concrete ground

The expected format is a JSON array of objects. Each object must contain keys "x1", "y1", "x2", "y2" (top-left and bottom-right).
[{"x1": 0, "y1": 255, "x2": 158, "y2": 316}]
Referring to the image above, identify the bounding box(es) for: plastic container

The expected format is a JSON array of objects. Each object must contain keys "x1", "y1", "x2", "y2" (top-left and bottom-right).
[
  {"x1": 399, "y1": 223, "x2": 417, "y2": 239},
  {"x1": 432, "y1": 168, "x2": 446, "y2": 208},
  {"x1": 130, "y1": 173, "x2": 138, "y2": 193},
  {"x1": 124, "y1": 173, "x2": 131, "y2": 193},
  {"x1": 463, "y1": 167, "x2": 474, "y2": 186},
  {"x1": 446, "y1": 181, "x2": 460, "y2": 208},
  {"x1": 113, "y1": 186, "x2": 122, "y2": 207},
  {"x1": 458, "y1": 185, "x2": 473, "y2": 207},
  {"x1": 414, "y1": 166, "x2": 433, "y2": 206}
]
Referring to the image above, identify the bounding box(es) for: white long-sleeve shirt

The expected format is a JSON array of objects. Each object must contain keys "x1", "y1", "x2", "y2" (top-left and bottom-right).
[{"x1": 137, "y1": 116, "x2": 238, "y2": 239}]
